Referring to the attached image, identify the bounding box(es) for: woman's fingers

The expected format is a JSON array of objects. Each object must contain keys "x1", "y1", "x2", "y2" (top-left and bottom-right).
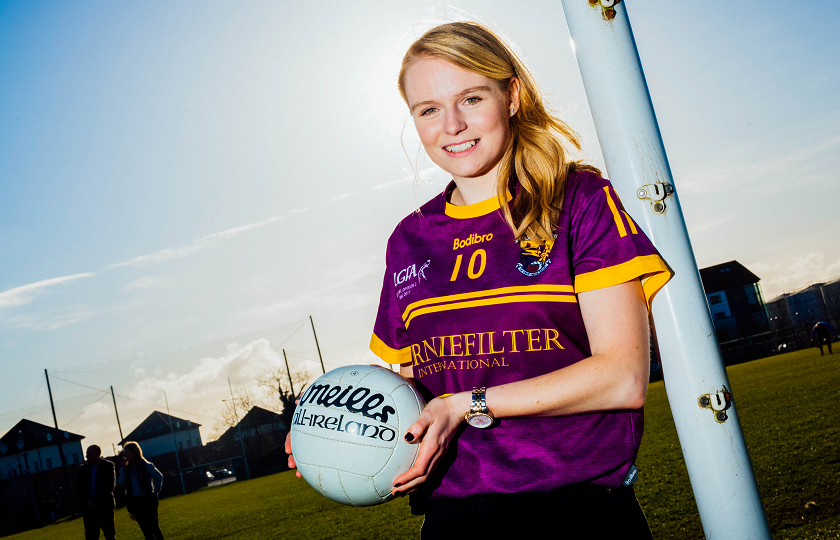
[
  {"x1": 393, "y1": 437, "x2": 446, "y2": 494},
  {"x1": 284, "y1": 428, "x2": 302, "y2": 476},
  {"x1": 285, "y1": 397, "x2": 304, "y2": 478},
  {"x1": 284, "y1": 431, "x2": 292, "y2": 455},
  {"x1": 402, "y1": 412, "x2": 432, "y2": 444},
  {"x1": 392, "y1": 397, "x2": 465, "y2": 495}
]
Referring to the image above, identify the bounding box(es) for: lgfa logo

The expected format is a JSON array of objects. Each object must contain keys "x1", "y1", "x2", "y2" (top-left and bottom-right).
[{"x1": 394, "y1": 260, "x2": 430, "y2": 286}]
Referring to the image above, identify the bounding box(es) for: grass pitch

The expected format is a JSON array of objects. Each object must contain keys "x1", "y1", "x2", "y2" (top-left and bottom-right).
[
  {"x1": 7, "y1": 347, "x2": 839, "y2": 539},
  {"x1": 638, "y1": 346, "x2": 840, "y2": 539}
]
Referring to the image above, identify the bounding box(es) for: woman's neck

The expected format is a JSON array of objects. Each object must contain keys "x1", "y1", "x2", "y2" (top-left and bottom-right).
[{"x1": 450, "y1": 175, "x2": 498, "y2": 206}]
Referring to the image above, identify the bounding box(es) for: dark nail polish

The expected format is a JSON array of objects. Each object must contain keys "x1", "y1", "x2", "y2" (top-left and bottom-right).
[
  {"x1": 404, "y1": 432, "x2": 414, "y2": 442},
  {"x1": 394, "y1": 483, "x2": 401, "y2": 488}
]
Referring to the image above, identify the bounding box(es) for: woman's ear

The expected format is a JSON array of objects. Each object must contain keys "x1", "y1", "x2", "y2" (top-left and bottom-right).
[{"x1": 508, "y1": 77, "x2": 521, "y2": 116}]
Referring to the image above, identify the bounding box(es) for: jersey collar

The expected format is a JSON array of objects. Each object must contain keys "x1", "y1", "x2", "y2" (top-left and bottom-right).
[{"x1": 444, "y1": 186, "x2": 513, "y2": 219}]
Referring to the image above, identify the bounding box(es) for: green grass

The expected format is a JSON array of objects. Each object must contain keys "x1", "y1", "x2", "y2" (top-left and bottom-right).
[
  {"x1": 637, "y1": 347, "x2": 840, "y2": 539},
  {"x1": 7, "y1": 348, "x2": 839, "y2": 539},
  {"x1": 5, "y1": 474, "x2": 423, "y2": 540}
]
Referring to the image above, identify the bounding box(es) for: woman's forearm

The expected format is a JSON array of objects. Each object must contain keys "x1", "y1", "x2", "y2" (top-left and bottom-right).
[
  {"x1": 407, "y1": 280, "x2": 651, "y2": 423},
  {"x1": 456, "y1": 349, "x2": 648, "y2": 421}
]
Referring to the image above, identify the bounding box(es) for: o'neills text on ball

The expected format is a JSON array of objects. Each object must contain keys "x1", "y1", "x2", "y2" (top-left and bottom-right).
[
  {"x1": 299, "y1": 383, "x2": 396, "y2": 424},
  {"x1": 292, "y1": 408, "x2": 397, "y2": 442}
]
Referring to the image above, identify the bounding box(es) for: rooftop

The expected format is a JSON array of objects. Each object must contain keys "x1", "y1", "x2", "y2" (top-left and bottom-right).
[
  {"x1": 120, "y1": 411, "x2": 201, "y2": 445},
  {"x1": 700, "y1": 260, "x2": 760, "y2": 294},
  {"x1": 0, "y1": 419, "x2": 84, "y2": 456}
]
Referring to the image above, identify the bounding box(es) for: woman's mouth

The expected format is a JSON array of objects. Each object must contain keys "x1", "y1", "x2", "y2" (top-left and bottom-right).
[{"x1": 444, "y1": 139, "x2": 478, "y2": 154}]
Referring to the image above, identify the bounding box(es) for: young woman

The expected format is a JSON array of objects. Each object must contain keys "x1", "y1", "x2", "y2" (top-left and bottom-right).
[
  {"x1": 289, "y1": 22, "x2": 671, "y2": 538},
  {"x1": 117, "y1": 441, "x2": 165, "y2": 540}
]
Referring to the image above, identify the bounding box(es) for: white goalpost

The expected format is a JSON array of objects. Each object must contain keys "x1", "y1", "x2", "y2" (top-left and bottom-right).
[{"x1": 559, "y1": 1, "x2": 772, "y2": 538}]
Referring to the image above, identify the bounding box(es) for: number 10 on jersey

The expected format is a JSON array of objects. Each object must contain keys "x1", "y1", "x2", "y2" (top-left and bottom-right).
[{"x1": 450, "y1": 249, "x2": 487, "y2": 281}]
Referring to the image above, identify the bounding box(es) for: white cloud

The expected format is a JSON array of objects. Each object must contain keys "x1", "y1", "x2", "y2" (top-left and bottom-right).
[
  {"x1": 72, "y1": 401, "x2": 113, "y2": 425},
  {"x1": 827, "y1": 255, "x2": 840, "y2": 278},
  {"x1": 233, "y1": 264, "x2": 379, "y2": 321},
  {"x1": 125, "y1": 277, "x2": 161, "y2": 291},
  {"x1": 2, "y1": 307, "x2": 94, "y2": 331},
  {"x1": 128, "y1": 339, "x2": 282, "y2": 405},
  {"x1": 330, "y1": 192, "x2": 361, "y2": 201},
  {"x1": 106, "y1": 216, "x2": 285, "y2": 269},
  {"x1": 289, "y1": 207, "x2": 309, "y2": 214},
  {"x1": 752, "y1": 251, "x2": 840, "y2": 300},
  {"x1": 687, "y1": 216, "x2": 730, "y2": 236},
  {"x1": 680, "y1": 134, "x2": 840, "y2": 195},
  {"x1": 0, "y1": 273, "x2": 95, "y2": 309}
]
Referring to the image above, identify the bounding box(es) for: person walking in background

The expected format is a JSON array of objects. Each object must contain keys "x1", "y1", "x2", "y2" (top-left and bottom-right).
[
  {"x1": 117, "y1": 441, "x2": 164, "y2": 540},
  {"x1": 811, "y1": 321, "x2": 835, "y2": 355},
  {"x1": 76, "y1": 444, "x2": 116, "y2": 540}
]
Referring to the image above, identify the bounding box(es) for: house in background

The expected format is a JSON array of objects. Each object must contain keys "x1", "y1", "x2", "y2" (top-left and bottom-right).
[
  {"x1": 0, "y1": 420, "x2": 85, "y2": 534},
  {"x1": 700, "y1": 260, "x2": 770, "y2": 342},
  {"x1": 207, "y1": 406, "x2": 288, "y2": 478},
  {"x1": 0, "y1": 419, "x2": 84, "y2": 479},
  {"x1": 119, "y1": 411, "x2": 202, "y2": 459},
  {"x1": 119, "y1": 411, "x2": 204, "y2": 498}
]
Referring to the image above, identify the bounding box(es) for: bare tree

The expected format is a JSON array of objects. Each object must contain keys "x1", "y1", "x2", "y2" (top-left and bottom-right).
[
  {"x1": 257, "y1": 366, "x2": 315, "y2": 430},
  {"x1": 211, "y1": 387, "x2": 257, "y2": 440}
]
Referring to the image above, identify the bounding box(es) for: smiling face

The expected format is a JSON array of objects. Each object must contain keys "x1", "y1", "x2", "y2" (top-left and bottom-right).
[{"x1": 403, "y1": 56, "x2": 518, "y2": 189}]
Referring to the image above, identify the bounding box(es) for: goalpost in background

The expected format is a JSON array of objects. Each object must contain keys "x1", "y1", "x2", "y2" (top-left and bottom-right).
[{"x1": 559, "y1": 1, "x2": 772, "y2": 538}]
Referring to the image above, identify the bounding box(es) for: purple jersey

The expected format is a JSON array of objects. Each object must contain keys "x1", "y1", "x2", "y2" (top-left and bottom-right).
[{"x1": 370, "y1": 171, "x2": 672, "y2": 499}]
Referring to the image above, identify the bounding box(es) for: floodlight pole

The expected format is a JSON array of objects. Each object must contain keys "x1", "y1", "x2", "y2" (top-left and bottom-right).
[
  {"x1": 164, "y1": 392, "x2": 187, "y2": 495},
  {"x1": 110, "y1": 386, "x2": 124, "y2": 444},
  {"x1": 560, "y1": 2, "x2": 770, "y2": 538},
  {"x1": 282, "y1": 349, "x2": 295, "y2": 397},
  {"x1": 310, "y1": 315, "x2": 326, "y2": 374},
  {"x1": 44, "y1": 369, "x2": 73, "y2": 516}
]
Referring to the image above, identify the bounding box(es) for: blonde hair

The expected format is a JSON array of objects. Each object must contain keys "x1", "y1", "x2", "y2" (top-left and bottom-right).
[
  {"x1": 123, "y1": 441, "x2": 145, "y2": 468},
  {"x1": 398, "y1": 22, "x2": 600, "y2": 241}
]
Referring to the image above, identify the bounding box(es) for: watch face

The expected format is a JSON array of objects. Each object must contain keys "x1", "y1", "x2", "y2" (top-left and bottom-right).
[{"x1": 467, "y1": 413, "x2": 493, "y2": 429}]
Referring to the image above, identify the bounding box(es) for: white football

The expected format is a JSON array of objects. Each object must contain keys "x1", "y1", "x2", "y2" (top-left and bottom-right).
[{"x1": 290, "y1": 364, "x2": 425, "y2": 506}]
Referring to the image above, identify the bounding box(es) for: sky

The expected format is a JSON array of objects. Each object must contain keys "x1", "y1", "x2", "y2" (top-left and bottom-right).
[{"x1": 1, "y1": 1, "x2": 838, "y2": 454}]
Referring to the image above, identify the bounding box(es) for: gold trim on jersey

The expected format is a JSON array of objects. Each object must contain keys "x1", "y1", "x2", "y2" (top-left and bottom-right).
[
  {"x1": 402, "y1": 286, "x2": 577, "y2": 328},
  {"x1": 401, "y1": 284, "x2": 575, "y2": 322},
  {"x1": 370, "y1": 333, "x2": 410, "y2": 365},
  {"x1": 621, "y1": 210, "x2": 639, "y2": 234},
  {"x1": 445, "y1": 190, "x2": 513, "y2": 219},
  {"x1": 603, "y1": 186, "x2": 639, "y2": 237},
  {"x1": 574, "y1": 254, "x2": 673, "y2": 311}
]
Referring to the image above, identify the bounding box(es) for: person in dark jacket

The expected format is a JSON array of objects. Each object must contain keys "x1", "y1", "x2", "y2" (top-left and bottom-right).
[
  {"x1": 812, "y1": 321, "x2": 836, "y2": 355},
  {"x1": 75, "y1": 445, "x2": 116, "y2": 540}
]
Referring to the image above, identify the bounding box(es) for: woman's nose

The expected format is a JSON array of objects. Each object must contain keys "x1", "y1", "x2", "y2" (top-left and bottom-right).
[{"x1": 443, "y1": 109, "x2": 467, "y2": 135}]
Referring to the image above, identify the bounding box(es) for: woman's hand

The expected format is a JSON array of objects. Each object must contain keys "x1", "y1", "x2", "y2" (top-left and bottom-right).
[
  {"x1": 391, "y1": 391, "x2": 470, "y2": 496},
  {"x1": 284, "y1": 398, "x2": 302, "y2": 478}
]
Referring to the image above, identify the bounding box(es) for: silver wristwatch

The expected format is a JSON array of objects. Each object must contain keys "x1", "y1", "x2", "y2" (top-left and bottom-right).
[{"x1": 464, "y1": 387, "x2": 494, "y2": 428}]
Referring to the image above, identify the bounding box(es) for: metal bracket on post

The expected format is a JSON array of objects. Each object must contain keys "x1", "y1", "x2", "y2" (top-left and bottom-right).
[
  {"x1": 637, "y1": 183, "x2": 673, "y2": 214},
  {"x1": 588, "y1": 0, "x2": 621, "y2": 20},
  {"x1": 698, "y1": 387, "x2": 732, "y2": 423}
]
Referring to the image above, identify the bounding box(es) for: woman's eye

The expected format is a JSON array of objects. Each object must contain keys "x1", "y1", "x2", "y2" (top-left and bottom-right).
[
  {"x1": 420, "y1": 107, "x2": 437, "y2": 116},
  {"x1": 465, "y1": 96, "x2": 482, "y2": 105}
]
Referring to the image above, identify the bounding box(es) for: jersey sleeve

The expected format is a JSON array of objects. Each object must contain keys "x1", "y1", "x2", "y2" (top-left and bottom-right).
[
  {"x1": 570, "y1": 177, "x2": 673, "y2": 310},
  {"x1": 370, "y1": 244, "x2": 412, "y2": 365}
]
